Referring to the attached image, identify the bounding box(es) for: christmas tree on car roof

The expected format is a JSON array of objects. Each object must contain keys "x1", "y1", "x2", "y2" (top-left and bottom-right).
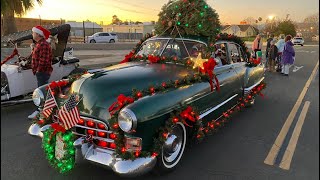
[{"x1": 154, "y1": 0, "x2": 221, "y2": 38}]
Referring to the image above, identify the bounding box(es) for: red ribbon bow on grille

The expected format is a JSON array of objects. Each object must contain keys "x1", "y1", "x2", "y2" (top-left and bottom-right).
[
  {"x1": 120, "y1": 51, "x2": 134, "y2": 64},
  {"x1": 108, "y1": 94, "x2": 134, "y2": 116},
  {"x1": 202, "y1": 57, "x2": 220, "y2": 92},
  {"x1": 48, "y1": 123, "x2": 66, "y2": 143},
  {"x1": 1, "y1": 48, "x2": 19, "y2": 66}
]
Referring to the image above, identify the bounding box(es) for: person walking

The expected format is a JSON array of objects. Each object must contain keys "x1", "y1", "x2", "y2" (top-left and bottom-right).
[
  {"x1": 268, "y1": 40, "x2": 278, "y2": 72},
  {"x1": 281, "y1": 35, "x2": 295, "y2": 76},
  {"x1": 28, "y1": 25, "x2": 53, "y2": 119},
  {"x1": 275, "y1": 34, "x2": 285, "y2": 72}
]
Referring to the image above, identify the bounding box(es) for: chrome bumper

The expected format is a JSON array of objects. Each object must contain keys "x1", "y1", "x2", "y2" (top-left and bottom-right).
[{"x1": 28, "y1": 124, "x2": 157, "y2": 177}]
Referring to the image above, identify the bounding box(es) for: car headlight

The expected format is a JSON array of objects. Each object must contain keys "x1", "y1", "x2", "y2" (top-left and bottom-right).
[
  {"x1": 32, "y1": 88, "x2": 44, "y2": 107},
  {"x1": 118, "y1": 108, "x2": 137, "y2": 133}
]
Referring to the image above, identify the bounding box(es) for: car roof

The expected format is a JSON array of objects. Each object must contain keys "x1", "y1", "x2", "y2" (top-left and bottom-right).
[{"x1": 148, "y1": 36, "x2": 240, "y2": 46}]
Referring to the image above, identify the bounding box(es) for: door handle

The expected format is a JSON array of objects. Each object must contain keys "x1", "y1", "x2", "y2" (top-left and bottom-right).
[{"x1": 229, "y1": 66, "x2": 234, "y2": 70}]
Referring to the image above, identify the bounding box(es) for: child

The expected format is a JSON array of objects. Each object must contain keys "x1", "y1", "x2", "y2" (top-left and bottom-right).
[{"x1": 268, "y1": 40, "x2": 278, "y2": 72}]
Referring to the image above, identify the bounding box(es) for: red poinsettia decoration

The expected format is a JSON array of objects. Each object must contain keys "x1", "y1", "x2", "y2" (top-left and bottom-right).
[
  {"x1": 201, "y1": 57, "x2": 220, "y2": 92},
  {"x1": 148, "y1": 55, "x2": 160, "y2": 63},
  {"x1": 249, "y1": 57, "x2": 261, "y2": 65},
  {"x1": 108, "y1": 94, "x2": 135, "y2": 116},
  {"x1": 120, "y1": 51, "x2": 135, "y2": 64}
]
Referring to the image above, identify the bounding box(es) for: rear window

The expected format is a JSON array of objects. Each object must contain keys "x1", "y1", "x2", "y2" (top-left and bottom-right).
[
  {"x1": 111, "y1": 33, "x2": 117, "y2": 36},
  {"x1": 294, "y1": 37, "x2": 303, "y2": 40}
]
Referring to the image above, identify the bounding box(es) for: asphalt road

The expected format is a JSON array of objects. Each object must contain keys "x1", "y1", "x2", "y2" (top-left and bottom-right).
[{"x1": 1, "y1": 45, "x2": 319, "y2": 180}]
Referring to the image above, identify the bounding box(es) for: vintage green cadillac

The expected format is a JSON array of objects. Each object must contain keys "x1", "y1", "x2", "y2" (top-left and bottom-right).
[{"x1": 28, "y1": 35, "x2": 265, "y2": 177}]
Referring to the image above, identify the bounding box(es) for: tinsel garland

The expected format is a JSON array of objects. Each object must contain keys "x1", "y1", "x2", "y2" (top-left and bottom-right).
[{"x1": 42, "y1": 127, "x2": 75, "y2": 173}]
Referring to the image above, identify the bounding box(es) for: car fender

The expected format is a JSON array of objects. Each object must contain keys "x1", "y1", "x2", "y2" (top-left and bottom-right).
[{"x1": 243, "y1": 65, "x2": 265, "y2": 93}]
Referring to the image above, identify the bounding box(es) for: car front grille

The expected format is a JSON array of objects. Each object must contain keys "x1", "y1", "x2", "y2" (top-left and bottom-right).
[{"x1": 72, "y1": 116, "x2": 118, "y2": 150}]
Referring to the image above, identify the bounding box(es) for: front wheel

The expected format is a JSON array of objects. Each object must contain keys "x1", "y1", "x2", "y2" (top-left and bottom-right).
[
  {"x1": 90, "y1": 39, "x2": 96, "y2": 43},
  {"x1": 109, "y1": 39, "x2": 115, "y2": 43},
  {"x1": 153, "y1": 122, "x2": 187, "y2": 174}
]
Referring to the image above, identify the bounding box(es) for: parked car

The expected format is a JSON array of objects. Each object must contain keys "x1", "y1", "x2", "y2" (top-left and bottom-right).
[
  {"x1": 28, "y1": 35, "x2": 265, "y2": 177},
  {"x1": 292, "y1": 37, "x2": 304, "y2": 46},
  {"x1": 1, "y1": 24, "x2": 86, "y2": 103},
  {"x1": 86, "y1": 32, "x2": 118, "y2": 43}
]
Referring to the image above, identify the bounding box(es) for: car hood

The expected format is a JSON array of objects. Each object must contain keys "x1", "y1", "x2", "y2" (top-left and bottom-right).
[{"x1": 72, "y1": 62, "x2": 195, "y2": 121}]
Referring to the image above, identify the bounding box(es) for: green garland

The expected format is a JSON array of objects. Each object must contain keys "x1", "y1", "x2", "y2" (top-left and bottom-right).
[{"x1": 42, "y1": 128, "x2": 75, "y2": 173}]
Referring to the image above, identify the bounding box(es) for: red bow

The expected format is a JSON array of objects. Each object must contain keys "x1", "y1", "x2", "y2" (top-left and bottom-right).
[
  {"x1": 180, "y1": 106, "x2": 195, "y2": 122},
  {"x1": 250, "y1": 57, "x2": 261, "y2": 65},
  {"x1": 148, "y1": 55, "x2": 160, "y2": 63},
  {"x1": 1, "y1": 48, "x2": 19, "y2": 66},
  {"x1": 120, "y1": 51, "x2": 134, "y2": 64},
  {"x1": 108, "y1": 94, "x2": 134, "y2": 116},
  {"x1": 202, "y1": 57, "x2": 220, "y2": 92},
  {"x1": 46, "y1": 80, "x2": 69, "y2": 90},
  {"x1": 49, "y1": 123, "x2": 66, "y2": 143}
]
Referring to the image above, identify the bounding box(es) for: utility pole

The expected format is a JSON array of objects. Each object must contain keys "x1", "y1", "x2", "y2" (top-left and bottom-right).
[
  {"x1": 83, "y1": 21, "x2": 86, "y2": 43},
  {"x1": 39, "y1": 15, "x2": 41, "y2": 25}
]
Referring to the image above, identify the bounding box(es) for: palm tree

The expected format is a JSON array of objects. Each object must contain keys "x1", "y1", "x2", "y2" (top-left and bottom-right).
[{"x1": 1, "y1": 0, "x2": 42, "y2": 35}]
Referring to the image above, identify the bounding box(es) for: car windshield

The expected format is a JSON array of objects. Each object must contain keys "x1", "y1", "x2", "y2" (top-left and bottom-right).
[
  {"x1": 294, "y1": 37, "x2": 302, "y2": 40},
  {"x1": 162, "y1": 39, "x2": 207, "y2": 59},
  {"x1": 135, "y1": 39, "x2": 169, "y2": 56}
]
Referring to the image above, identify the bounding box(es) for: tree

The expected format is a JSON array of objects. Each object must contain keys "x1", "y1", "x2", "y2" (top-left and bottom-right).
[
  {"x1": 154, "y1": 0, "x2": 221, "y2": 37},
  {"x1": 1, "y1": 0, "x2": 42, "y2": 35},
  {"x1": 303, "y1": 13, "x2": 319, "y2": 34},
  {"x1": 275, "y1": 19, "x2": 296, "y2": 37},
  {"x1": 111, "y1": 15, "x2": 122, "y2": 25}
]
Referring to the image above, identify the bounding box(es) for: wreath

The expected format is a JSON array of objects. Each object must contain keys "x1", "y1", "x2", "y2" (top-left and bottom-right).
[{"x1": 42, "y1": 127, "x2": 75, "y2": 173}]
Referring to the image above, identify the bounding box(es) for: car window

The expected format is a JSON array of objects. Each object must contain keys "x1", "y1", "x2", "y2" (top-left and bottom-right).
[
  {"x1": 111, "y1": 33, "x2": 117, "y2": 36},
  {"x1": 136, "y1": 39, "x2": 168, "y2": 56},
  {"x1": 228, "y1": 43, "x2": 241, "y2": 63},
  {"x1": 102, "y1": 33, "x2": 110, "y2": 36},
  {"x1": 237, "y1": 45, "x2": 246, "y2": 62},
  {"x1": 162, "y1": 40, "x2": 206, "y2": 59},
  {"x1": 212, "y1": 43, "x2": 228, "y2": 66}
]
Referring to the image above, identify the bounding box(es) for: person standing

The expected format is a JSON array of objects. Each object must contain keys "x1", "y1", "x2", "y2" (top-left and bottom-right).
[
  {"x1": 31, "y1": 25, "x2": 53, "y2": 87},
  {"x1": 252, "y1": 34, "x2": 263, "y2": 58},
  {"x1": 28, "y1": 25, "x2": 53, "y2": 119},
  {"x1": 268, "y1": 40, "x2": 278, "y2": 72},
  {"x1": 265, "y1": 34, "x2": 274, "y2": 69},
  {"x1": 275, "y1": 34, "x2": 285, "y2": 72},
  {"x1": 281, "y1": 35, "x2": 295, "y2": 76}
]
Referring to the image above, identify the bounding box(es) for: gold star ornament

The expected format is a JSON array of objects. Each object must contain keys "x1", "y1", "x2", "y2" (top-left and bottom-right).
[{"x1": 191, "y1": 53, "x2": 208, "y2": 69}]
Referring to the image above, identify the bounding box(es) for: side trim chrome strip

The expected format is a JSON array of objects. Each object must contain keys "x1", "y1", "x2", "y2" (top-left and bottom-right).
[
  {"x1": 199, "y1": 94, "x2": 238, "y2": 119},
  {"x1": 244, "y1": 77, "x2": 265, "y2": 92}
]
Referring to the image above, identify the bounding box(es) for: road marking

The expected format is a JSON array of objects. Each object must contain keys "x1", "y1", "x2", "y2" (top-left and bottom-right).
[
  {"x1": 293, "y1": 66, "x2": 304, "y2": 72},
  {"x1": 279, "y1": 101, "x2": 310, "y2": 170},
  {"x1": 264, "y1": 60, "x2": 319, "y2": 166}
]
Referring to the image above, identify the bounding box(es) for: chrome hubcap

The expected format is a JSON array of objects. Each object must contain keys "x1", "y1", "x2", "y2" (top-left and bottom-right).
[{"x1": 163, "y1": 125, "x2": 183, "y2": 163}]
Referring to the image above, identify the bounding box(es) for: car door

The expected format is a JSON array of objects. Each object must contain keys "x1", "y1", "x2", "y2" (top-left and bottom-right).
[
  {"x1": 95, "y1": 33, "x2": 103, "y2": 43},
  {"x1": 102, "y1": 33, "x2": 110, "y2": 43}
]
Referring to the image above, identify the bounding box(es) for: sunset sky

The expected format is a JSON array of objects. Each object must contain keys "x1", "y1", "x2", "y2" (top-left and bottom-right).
[{"x1": 23, "y1": 0, "x2": 319, "y2": 25}]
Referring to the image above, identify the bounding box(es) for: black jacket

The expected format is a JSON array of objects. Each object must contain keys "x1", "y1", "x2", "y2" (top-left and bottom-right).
[{"x1": 268, "y1": 45, "x2": 278, "y2": 60}]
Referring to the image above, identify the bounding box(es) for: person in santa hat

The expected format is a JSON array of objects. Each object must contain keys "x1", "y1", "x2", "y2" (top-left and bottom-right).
[
  {"x1": 28, "y1": 25, "x2": 53, "y2": 119},
  {"x1": 31, "y1": 25, "x2": 53, "y2": 87}
]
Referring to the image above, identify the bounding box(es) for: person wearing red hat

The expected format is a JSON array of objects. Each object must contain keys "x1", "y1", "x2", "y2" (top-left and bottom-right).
[
  {"x1": 27, "y1": 25, "x2": 53, "y2": 119},
  {"x1": 31, "y1": 25, "x2": 53, "y2": 87}
]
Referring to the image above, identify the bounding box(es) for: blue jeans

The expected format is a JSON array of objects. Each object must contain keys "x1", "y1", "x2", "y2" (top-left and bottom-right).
[{"x1": 36, "y1": 72, "x2": 50, "y2": 87}]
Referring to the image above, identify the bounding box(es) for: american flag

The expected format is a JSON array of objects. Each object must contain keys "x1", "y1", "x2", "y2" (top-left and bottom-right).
[
  {"x1": 58, "y1": 94, "x2": 80, "y2": 130},
  {"x1": 42, "y1": 87, "x2": 57, "y2": 118}
]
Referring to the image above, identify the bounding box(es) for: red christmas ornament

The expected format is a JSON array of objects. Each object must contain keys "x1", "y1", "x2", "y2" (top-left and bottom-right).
[
  {"x1": 137, "y1": 92, "x2": 143, "y2": 98},
  {"x1": 241, "y1": 103, "x2": 245, "y2": 107},
  {"x1": 152, "y1": 152, "x2": 158, "y2": 157},
  {"x1": 172, "y1": 117, "x2": 179, "y2": 123},
  {"x1": 150, "y1": 87, "x2": 155, "y2": 93},
  {"x1": 196, "y1": 134, "x2": 201, "y2": 139},
  {"x1": 162, "y1": 82, "x2": 166, "y2": 87},
  {"x1": 38, "y1": 119, "x2": 45, "y2": 125},
  {"x1": 209, "y1": 123, "x2": 214, "y2": 129},
  {"x1": 248, "y1": 95, "x2": 252, "y2": 99},
  {"x1": 121, "y1": 147, "x2": 126, "y2": 153},
  {"x1": 134, "y1": 151, "x2": 140, "y2": 157},
  {"x1": 113, "y1": 123, "x2": 119, "y2": 129},
  {"x1": 162, "y1": 56, "x2": 166, "y2": 60},
  {"x1": 162, "y1": 132, "x2": 168, "y2": 138},
  {"x1": 175, "y1": 80, "x2": 179, "y2": 86},
  {"x1": 173, "y1": 56, "x2": 177, "y2": 61},
  {"x1": 223, "y1": 112, "x2": 229, "y2": 118}
]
